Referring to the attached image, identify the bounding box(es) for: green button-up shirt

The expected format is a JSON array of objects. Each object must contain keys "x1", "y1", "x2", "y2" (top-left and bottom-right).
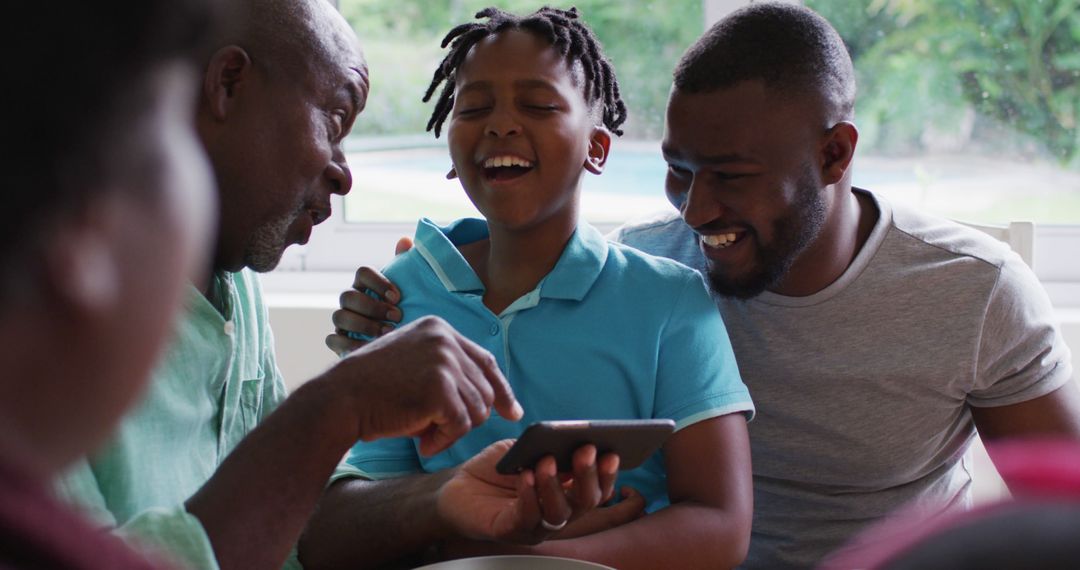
[{"x1": 56, "y1": 270, "x2": 355, "y2": 569}]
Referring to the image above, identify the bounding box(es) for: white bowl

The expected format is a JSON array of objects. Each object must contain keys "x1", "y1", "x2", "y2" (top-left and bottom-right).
[{"x1": 413, "y1": 555, "x2": 616, "y2": 570}]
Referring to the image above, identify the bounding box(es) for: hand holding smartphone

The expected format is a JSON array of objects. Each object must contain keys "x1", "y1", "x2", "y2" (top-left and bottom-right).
[{"x1": 495, "y1": 419, "x2": 675, "y2": 475}]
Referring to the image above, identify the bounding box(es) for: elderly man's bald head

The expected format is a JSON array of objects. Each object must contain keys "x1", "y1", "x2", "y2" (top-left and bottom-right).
[
  {"x1": 224, "y1": 0, "x2": 365, "y2": 83},
  {"x1": 196, "y1": 0, "x2": 367, "y2": 274}
]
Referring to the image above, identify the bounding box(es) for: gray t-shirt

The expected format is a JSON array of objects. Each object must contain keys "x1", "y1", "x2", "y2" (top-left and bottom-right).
[{"x1": 612, "y1": 189, "x2": 1073, "y2": 570}]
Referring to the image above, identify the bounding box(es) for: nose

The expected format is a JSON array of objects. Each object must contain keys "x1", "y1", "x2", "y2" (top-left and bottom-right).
[
  {"x1": 681, "y1": 175, "x2": 723, "y2": 230},
  {"x1": 485, "y1": 107, "x2": 521, "y2": 138},
  {"x1": 326, "y1": 149, "x2": 352, "y2": 196}
]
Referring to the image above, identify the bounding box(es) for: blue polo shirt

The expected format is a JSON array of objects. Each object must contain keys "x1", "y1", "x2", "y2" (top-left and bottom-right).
[{"x1": 347, "y1": 218, "x2": 753, "y2": 512}]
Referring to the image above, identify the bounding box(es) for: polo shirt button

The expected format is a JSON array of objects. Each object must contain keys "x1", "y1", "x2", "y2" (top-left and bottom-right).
[
  {"x1": 223, "y1": 320, "x2": 235, "y2": 336},
  {"x1": 489, "y1": 323, "x2": 499, "y2": 336}
]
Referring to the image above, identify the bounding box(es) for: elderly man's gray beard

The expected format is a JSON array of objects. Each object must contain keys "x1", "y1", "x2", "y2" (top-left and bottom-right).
[{"x1": 243, "y1": 205, "x2": 303, "y2": 273}]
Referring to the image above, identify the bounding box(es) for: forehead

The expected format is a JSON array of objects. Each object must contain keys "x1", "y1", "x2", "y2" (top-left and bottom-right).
[
  {"x1": 455, "y1": 29, "x2": 583, "y2": 92},
  {"x1": 664, "y1": 81, "x2": 820, "y2": 162},
  {"x1": 294, "y1": 8, "x2": 368, "y2": 103},
  {"x1": 320, "y1": 5, "x2": 366, "y2": 75}
]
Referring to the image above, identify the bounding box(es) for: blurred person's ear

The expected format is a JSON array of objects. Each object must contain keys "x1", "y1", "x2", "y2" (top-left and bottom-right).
[
  {"x1": 202, "y1": 45, "x2": 254, "y2": 121},
  {"x1": 44, "y1": 198, "x2": 127, "y2": 317}
]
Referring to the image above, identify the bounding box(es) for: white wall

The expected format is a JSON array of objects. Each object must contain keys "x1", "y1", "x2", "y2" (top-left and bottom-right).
[
  {"x1": 268, "y1": 302, "x2": 339, "y2": 390},
  {"x1": 266, "y1": 286, "x2": 1080, "y2": 391}
]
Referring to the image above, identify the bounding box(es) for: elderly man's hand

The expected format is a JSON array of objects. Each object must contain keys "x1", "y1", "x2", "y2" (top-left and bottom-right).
[
  {"x1": 326, "y1": 238, "x2": 412, "y2": 356},
  {"x1": 327, "y1": 315, "x2": 522, "y2": 456},
  {"x1": 436, "y1": 440, "x2": 621, "y2": 545}
]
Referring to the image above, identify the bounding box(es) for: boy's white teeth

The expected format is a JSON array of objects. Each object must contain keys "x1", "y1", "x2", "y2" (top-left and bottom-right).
[
  {"x1": 702, "y1": 233, "x2": 739, "y2": 248},
  {"x1": 483, "y1": 156, "x2": 533, "y2": 168}
]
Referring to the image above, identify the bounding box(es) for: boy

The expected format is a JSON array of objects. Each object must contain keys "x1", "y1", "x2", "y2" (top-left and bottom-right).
[{"x1": 319, "y1": 7, "x2": 754, "y2": 569}]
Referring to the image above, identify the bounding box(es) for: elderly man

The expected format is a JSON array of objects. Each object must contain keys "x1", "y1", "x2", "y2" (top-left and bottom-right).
[
  {"x1": 59, "y1": 1, "x2": 619, "y2": 569},
  {"x1": 332, "y1": 3, "x2": 1080, "y2": 569}
]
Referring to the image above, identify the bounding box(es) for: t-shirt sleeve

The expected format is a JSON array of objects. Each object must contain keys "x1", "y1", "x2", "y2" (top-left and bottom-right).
[
  {"x1": 653, "y1": 272, "x2": 755, "y2": 430},
  {"x1": 968, "y1": 258, "x2": 1074, "y2": 406},
  {"x1": 345, "y1": 437, "x2": 424, "y2": 480}
]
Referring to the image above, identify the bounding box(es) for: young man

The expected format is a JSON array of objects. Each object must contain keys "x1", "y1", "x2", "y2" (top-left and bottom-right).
[
  {"x1": 331, "y1": 3, "x2": 1080, "y2": 569},
  {"x1": 59, "y1": 1, "x2": 613, "y2": 569}
]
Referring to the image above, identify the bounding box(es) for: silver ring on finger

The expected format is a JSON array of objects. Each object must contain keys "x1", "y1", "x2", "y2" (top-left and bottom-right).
[{"x1": 540, "y1": 518, "x2": 568, "y2": 532}]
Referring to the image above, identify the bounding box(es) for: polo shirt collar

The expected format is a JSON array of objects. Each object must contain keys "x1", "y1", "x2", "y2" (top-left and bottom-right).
[
  {"x1": 541, "y1": 221, "x2": 608, "y2": 301},
  {"x1": 413, "y1": 217, "x2": 609, "y2": 301}
]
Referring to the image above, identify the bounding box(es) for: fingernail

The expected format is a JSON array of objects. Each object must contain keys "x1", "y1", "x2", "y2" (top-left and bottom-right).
[
  {"x1": 386, "y1": 307, "x2": 402, "y2": 321},
  {"x1": 385, "y1": 289, "x2": 400, "y2": 303},
  {"x1": 380, "y1": 324, "x2": 395, "y2": 335},
  {"x1": 511, "y1": 401, "x2": 524, "y2": 419}
]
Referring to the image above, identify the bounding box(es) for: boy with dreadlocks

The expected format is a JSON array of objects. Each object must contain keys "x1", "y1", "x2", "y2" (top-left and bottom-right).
[{"x1": 324, "y1": 7, "x2": 754, "y2": 568}]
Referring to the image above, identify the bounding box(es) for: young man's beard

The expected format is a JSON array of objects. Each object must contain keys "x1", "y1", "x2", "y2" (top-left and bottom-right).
[{"x1": 706, "y1": 170, "x2": 827, "y2": 300}]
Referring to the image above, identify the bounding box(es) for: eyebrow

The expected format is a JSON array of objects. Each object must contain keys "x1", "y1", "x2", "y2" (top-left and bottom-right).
[
  {"x1": 345, "y1": 66, "x2": 368, "y2": 113},
  {"x1": 661, "y1": 146, "x2": 760, "y2": 166}
]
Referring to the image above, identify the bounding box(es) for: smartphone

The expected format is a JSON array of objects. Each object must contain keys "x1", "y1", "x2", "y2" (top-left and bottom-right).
[{"x1": 495, "y1": 419, "x2": 676, "y2": 475}]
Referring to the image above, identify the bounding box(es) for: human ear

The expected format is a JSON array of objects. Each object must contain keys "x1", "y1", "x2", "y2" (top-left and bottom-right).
[
  {"x1": 44, "y1": 201, "x2": 124, "y2": 317},
  {"x1": 820, "y1": 121, "x2": 858, "y2": 186},
  {"x1": 202, "y1": 46, "x2": 253, "y2": 121},
  {"x1": 583, "y1": 127, "x2": 612, "y2": 175}
]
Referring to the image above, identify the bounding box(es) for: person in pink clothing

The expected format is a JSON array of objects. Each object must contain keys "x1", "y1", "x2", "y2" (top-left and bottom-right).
[
  {"x1": 822, "y1": 440, "x2": 1080, "y2": 570},
  {"x1": 0, "y1": 0, "x2": 219, "y2": 567}
]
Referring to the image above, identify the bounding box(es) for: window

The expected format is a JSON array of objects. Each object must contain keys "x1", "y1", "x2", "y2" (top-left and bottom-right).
[
  {"x1": 276, "y1": 0, "x2": 1080, "y2": 310},
  {"x1": 806, "y1": 0, "x2": 1080, "y2": 226}
]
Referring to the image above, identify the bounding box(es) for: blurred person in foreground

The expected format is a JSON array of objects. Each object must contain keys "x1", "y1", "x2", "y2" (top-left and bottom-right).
[{"x1": 0, "y1": 0, "x2": 218, "y2": 567}]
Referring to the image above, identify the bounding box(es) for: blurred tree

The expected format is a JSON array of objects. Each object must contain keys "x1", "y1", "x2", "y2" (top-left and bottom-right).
[
  {"x1": 809, "y1": 0, "x2": 1080, "y2": 167},
  {"x1": 339, "y1": 0, "x2": 702, "y2": 140}
]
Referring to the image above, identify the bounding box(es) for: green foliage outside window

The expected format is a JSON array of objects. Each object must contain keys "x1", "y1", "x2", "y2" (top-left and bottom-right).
[
  {"x1": 341, "y1": 0, "x2": 1079, "y2": 171},
  {"x1": 339, "y1": 0, "x2": 703, "y2": 141},
  {"x1": 809, "y1": 0, "x2": 1080, "y2": 168}
]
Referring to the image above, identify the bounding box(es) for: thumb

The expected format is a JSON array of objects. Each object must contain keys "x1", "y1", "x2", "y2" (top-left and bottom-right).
[
  {"x1": 394, "y1": 236, "x2": 414, "y2": 256},
  {"x1": 618, "y1": 486, "x2": 646, "y2": 520}
]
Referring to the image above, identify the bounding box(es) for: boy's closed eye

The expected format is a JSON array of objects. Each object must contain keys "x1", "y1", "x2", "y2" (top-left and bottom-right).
[
  {"x1": 457, "y1": 106, "x2": 491, "y2": 116},
  {"x1": 522, "y1": 102, "x2": 560, "y2": 113}
]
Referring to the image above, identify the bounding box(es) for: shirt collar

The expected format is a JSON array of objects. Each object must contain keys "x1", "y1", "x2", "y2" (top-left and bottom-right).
[
  {"x1": 414, "y1": 218, "x2": 486, "y2": 293},
  {"x1": 185, "y1": 271, "x2": 234, "y2": 321},
  {"x1": 542, "y1": 222, "x2": 608, "y2": 301},
  {"x1": 413, "y1": 217, "x2": 608, "y2": 301}
]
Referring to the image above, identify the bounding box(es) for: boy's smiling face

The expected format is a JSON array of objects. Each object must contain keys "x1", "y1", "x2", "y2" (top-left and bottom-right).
[{"x1": 447, "y1": 29, "x2": 609, "y2": 232}]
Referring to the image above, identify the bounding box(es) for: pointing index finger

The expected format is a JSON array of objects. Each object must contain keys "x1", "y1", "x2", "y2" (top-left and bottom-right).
[{"x1": 455, "y1": 332, "x2": 522, "y2": 421}]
